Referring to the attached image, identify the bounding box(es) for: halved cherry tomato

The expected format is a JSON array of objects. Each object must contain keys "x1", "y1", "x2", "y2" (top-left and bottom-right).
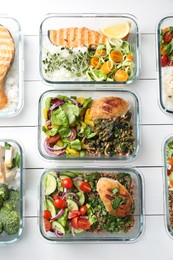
[
  {"x1": 161, "y1": 54, "x2": 168, "y2": 67},
  {"x1": 70, "y1": 216, "x2": 79, "y2": 229},
  {"x1": 43, "y1": 210, "x2": 52, "y2": 220},
  {"x1": 79, "y1": 205, "x2": 87, "y2": 216},
  {"x1": 62, "y1": 177, "x2": 73, "y2": 189},
  {"x1": 77, "y1": 218, "x2": 91, "y2": 230},
  {"x1": 54, "y1": 198, "x2": 67, "y2": 209},
  {"x1": 80, "y1": 182, "x2": 91, "y2": 192},
  {"x1": 44, "y1": 219, "x2": 52, "y2": 232},
  {"x1": 163, "y1": 31, "x2": 173, "y2": 43},
  {"x1": 68, "y1": 210, "x2": 80, "y2": 219}
]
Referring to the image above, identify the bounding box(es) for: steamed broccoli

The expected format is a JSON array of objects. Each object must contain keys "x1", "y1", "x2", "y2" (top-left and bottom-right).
[
  {"x1": 0, "y1": 221, "x2": 3, "y2": 234},
  {"x1": 3, "y1": 210, "x2": 20, "y2": 235},
  {"x1": 0, "y1": 184, "x2": 9, "y2": 200},
  {"x1": 3, "y1": 190, "x2": 20, "y2": 211},
  {"x1": 0, "y1": 207, "x2": 20, "y2": 235}
]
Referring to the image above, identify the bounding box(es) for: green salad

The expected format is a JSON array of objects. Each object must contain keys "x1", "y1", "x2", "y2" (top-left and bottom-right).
[{"x1": 42, "y1": 170, "x2": 135, "y2": 238}]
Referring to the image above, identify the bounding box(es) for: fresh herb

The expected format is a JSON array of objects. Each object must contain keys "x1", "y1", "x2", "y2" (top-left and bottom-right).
[{"x1": 112, "y1": 196, "x2": 126, "y2": 211}]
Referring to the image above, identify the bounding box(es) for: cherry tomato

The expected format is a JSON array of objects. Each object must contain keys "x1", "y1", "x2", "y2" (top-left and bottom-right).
[
  {"x1": 163, "y1": 31, "x2": 173, "y2": 43},
  {"x1": 161, "y1": 54, "x2": 168, "y2": 67},
  {"x1": 62, "y1": 177, "x2": 73, "y2": 189},
  {"x1": 80, "y1": 182, "x2": 91, "y2": 192},
  {"x1": 68, "y1": 210, "x2": 80, "y2": 219},
  {"x1": 79, "y1": 205, "x2": 87, "y2": 216},
  {"x1": 47, "y1": 134, "x2": 61, "y2": 146},
  {"x1": 54, "y1": 198, "x2": 67, "y2": 209},
  {"x1": 43, "y1": 210, "x2": 52, "y2": 220},
  {"x1": 44, "y1": 219, "x2": 52, "y2": 232},
  {"x1": 77, "y1": 218, "x2": 91, "y2": 230},
  {"x1": 169, "y1": 158, "x2": 173, "y2": 166},
  {"x1": 70, "y1": 217, "x2": 79, "y2": 229}
]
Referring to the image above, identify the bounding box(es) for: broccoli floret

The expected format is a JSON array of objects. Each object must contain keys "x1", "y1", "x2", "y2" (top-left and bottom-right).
[
  {"x1": 0, "y1": 208, "x2": 20, "y2": 235},
  {"x1": 0, "y1": 184, "x2": 9, "y2": 200},
  {"x1": 0, "y1": 221, "x2": 3, "y2": 234},
  {"x1": 0, "y1": 197, "x2": 3, "y2": 209},
  {"x1": 3, "y1": 190, "x2": 20, "y2": 211}
]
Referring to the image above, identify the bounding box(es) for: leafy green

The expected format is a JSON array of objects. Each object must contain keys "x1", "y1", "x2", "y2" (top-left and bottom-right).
[
  {"x1": 51, "y1": 109, "x2": 69, "y2": 127},
  {"x1": 62, "y1": 103, "x2": 81, "y2": 124},
  {"x1": 45, "y1": 97, "x2": 51, "y2": 111},
  {"x1": 70, "y1": 139, "x2": 81, "y2": 150},
  {"x1": 112, "y1": 196, "x2": 126, "y2": 211},
  {"x1": 4, "y1": 142, "x2": 11, "y2": 149}
]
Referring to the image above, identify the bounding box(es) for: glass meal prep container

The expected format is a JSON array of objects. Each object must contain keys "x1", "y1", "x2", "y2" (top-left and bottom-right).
[
  {"x1": 157, "y1": 15, "x2": 173, "y2": 114},
  {"x1": 38, "y1": 89, "x2": 140, "y2": 161},
  {"x1": 0, "y1": 139, "x2": 23, "y2": 245},
  {"x1": 0, "y1": 16, "x2": 23, "y2": 117},
  {"x1": 39, "y1": 167, "x2": 144, "y2": 243},
  {"x1": 39, "y1": 13, "x2": 140, "y2": 86}
]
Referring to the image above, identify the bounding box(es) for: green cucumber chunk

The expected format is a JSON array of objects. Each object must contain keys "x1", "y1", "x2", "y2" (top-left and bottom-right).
[
  {"x1": 67, "y1": 199, "x2": 78, "y2": 211},
  {"x1": 77, "y1": 191, "x2": 85, "y2": 205},
  {"x1": 44, "y1": 174, "x2": 57, "y2": 195},
  {"x1": 52, "y1": 221, "x2": 65, "y2": 234},
  {"x1": 46, "y1": 199, "x2": 56, "y2": 217}
]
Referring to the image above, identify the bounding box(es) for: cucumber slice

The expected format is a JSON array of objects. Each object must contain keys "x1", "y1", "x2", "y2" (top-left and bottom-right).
[
  {"x1": 44, "y1": 174, "x2": 57, "y2": 195},
  {"x1": 52, "y1": 221, "x2": 65, "y2": 234},
  {"x1": 67, "y1": 199, "x2": 78, "y2": 211},
  {"x1": 73, "y1": 180, "x2": 82, "y2": 191},
  {"x1": 60, "y1": 171, "x2": 77, "y2": 178},
  {"x1": 77, "y1": 191, "x2": 85, "y2": 205},
  {"x1": 46, "y1": 199, "x2": 56, "y2": 217}
]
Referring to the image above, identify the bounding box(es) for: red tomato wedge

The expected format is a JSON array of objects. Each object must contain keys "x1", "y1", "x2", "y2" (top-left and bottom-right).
[
  {"x1": 70, "y1": 217, "x2": 79, "y2": 229},
  {"x1": 161, "y1": 54, "x2": 168, "y2": 67},
  {"x1": 163, "y1": 31, "x2": 173, "y2": 43},
  {"x1": 44, "y1": 219, "x2": 52, "y2": 232},
  {"x1": 77, "y1": 218, "x2": 91, "y2": 230},
  {"x1": 68, "y1": 210, "x2": 80, "y2": 219},
  {"x1": 79, "y1": 205, "x2": 87, "y2": 216},
  {"x1": 80, "y1": 182, "x2": 91, "y2": 192},
  {"x1": 43, "y1": 210, "x2": 52, "y2": 220}
]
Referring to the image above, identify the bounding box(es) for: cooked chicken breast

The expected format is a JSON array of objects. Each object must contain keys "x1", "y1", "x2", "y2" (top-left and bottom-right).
[
  {"x1": 48, "y1": 27, "x2": 107, "y2": 48},
  {"x1": 90, "y1": 96, "x2": 129, "y2": 120},
  {"x1": 0, "y1": 25, "x2": 15, "y2": 110},
  {"x1": 97, "y1": 177, "x2": 132, "y2": 217}
]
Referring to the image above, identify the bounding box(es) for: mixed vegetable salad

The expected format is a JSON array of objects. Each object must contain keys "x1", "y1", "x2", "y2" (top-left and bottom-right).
[
  {"x1": 42, "y1": 38, "x2": 135, "y2": 82},
  {"x1": 42, "y1": 94, "x2": 135, "y2": 158},
  {"x1": 41, "y1": 170, "x2": 135, "y2": 238}
]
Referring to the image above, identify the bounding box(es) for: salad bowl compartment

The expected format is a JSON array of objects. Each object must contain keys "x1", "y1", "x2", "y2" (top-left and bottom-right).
[
  {"x1": 0, "y1": 16, "x2": 23, "y2": 117},
  {"x1": 39, "y1": 167, "x2": 144, "y2": 243},
  {"x1": 38, "y1": 89, "x2": 140, "y2": 161},
  {"x1": 39, "y1": 13, "x2": 140, "y2": 87},
  {"x1": 157, "y1": 15, "x2": 173, "y2": 114},
  {"x1": 0, "y1": 139, "x2": 24, "y2": 245}
]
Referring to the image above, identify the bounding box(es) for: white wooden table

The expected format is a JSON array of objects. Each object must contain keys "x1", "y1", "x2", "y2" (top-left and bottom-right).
[{"x1": 1, "y1": 0, "x2": 173, "y2": 259}]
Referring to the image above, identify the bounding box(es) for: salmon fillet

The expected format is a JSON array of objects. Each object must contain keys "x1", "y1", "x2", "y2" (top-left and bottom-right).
[
  {"x1": 0, "y1": 25, "x2": 15, "y2": 110},
  {"x1": 97, "y1": 177, "x2": 132, "y2": 217},
  {"x1": 48, "y1": 27, "x2": 107, "y2": 48},
  {"x1": 90, "y1": 96, "x2": 129, "y2": 120}
]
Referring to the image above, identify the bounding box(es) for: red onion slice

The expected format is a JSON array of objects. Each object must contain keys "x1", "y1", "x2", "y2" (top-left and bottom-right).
[
  {"x1": 49, "y1": 100, "x2": 64, "y2": 111},
  {"x1": 73, "y1": 176, "x2": 82, "y2": 182},
  {"x1": 54, "y1": 230, "x2": 64, "y2": 238},
  {"x1": 68, "y1": 97, "x2": 79, "y2": 106},
  {"x1": 62, "y1": 192, "x2": 78, "y2": 200},
  {"x1": 44, "y1": 140, "x2": 66, "y2": 157},
  {"x1": 51, "y1": 209, "x2": 65, "y2": 220},
  {"x1": 68, "y1": 128, "x2": 77, "y2": 141}
]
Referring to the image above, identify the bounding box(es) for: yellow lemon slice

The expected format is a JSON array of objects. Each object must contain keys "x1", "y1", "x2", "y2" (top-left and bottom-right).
[{"x1": 100, "y1": 22, "x2": 131, "y2": 39}]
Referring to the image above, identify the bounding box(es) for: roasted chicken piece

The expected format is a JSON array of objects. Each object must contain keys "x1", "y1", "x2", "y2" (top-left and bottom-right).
[{"x1": 97, "y1": 177, "x2": 132, "y2": 217}]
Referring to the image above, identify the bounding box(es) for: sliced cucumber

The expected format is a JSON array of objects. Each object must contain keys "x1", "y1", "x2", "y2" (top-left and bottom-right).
[
  {"x1": 67, "y1": 199, "x2": 78, "y2": 211},
  {"x1": 59, "y1": 175, "x2": 70, "y2": 180},
  {"x1": 60, "y1": 171, "x2": 77, "y2": 178},
  {"x1": 52, "y1": 221, "x2": 65, "y2": 234},
  {"x1": 77, "y1": 191, "x2": 85, "y2": 205},
  {"x1": 46, "y1": 199, "x2": 56, "y2": 217},
  {"x1": 73, "y1": 180, "x2": 82, "y2": 191},
  {"x1": 57, "y1": 208, "x2": 68, "y2": 227},
  {"x1": 44, "y1": 174, "x2": 57, "y2": 195}
]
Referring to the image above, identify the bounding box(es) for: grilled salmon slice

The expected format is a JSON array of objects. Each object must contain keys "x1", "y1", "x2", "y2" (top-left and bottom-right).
[
  {"x1": 48, "y1": 27, "x2": 107, "y2": 48},
  {"x1": 0, "y1": 25, "x2": 15, "y2": 110}
]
